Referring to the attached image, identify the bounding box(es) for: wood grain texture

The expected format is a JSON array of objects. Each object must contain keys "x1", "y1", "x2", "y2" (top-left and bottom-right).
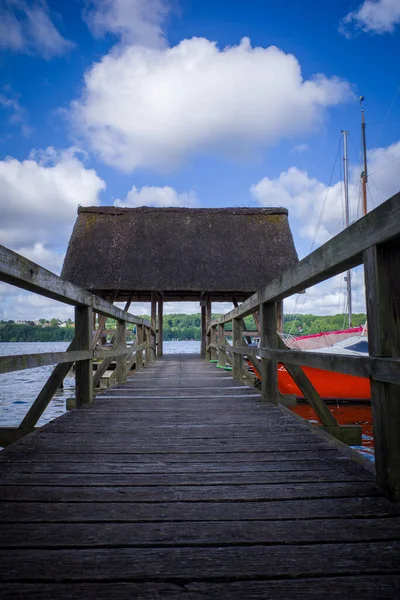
[{"x1": 1, "y1": 354, "x2": 399, "y2": 596}]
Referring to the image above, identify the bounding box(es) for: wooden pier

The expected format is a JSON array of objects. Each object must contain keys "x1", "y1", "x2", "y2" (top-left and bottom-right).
[
  {"x1": 1, "y1": 354, "x2": 400, "y2": 598},
  {"x1": 1, "y1": 196, "x2": 400, "y2": 597}
]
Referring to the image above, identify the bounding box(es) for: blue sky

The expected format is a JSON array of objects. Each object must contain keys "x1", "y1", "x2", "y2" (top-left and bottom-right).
[{"x1": 1, "y1": 0, "x2": 400, "y2": 320}]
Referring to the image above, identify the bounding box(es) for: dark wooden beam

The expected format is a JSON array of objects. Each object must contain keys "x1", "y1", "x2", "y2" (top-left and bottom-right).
[
  {"x1": 260, "y1": 302, "x2": 279, "y2": 404},
  {"x1": 75, "y1": 306, "x2": 93, "y2": 406},
  {"x1": 157, "y1": 294, "x2": 163, "y2": 356},
  {"x1": 364, "y1": 242, "x2": 400, "y2": 501}
]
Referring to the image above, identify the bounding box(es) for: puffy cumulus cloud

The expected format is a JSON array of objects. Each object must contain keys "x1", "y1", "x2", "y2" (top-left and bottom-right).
[
  {"x1": 0, "y1": 146, "x2": 105, "y2": 250},
  {"x1": 0, "y1": 0, "x2": 74, "y2": 58},
  {"x1": 114, "y1": 184, "x2": 198, "y2": 208},
  {"x1": 251, "y1": 139, "x2": 400, "y2": 249},
  {"x1": 84, "y1": 0, "x2": 169, "y2": 48},
  {"x1": 0, "y1": 147, "x2": 107, "y2": 321},
  {"x1": 251, "y1": 167, "x2": 345, "y2": 246},
  {"x1": 340, "y1": 0, "x2": 400, "y2": 36},
  {"x1": 0, "y1": 283, "x2": 74, "y2": 321},
  {"x1": 284, "y1": 269, "x2": 366, "y2": 317},
  {"x1": 71, "y1": 37, "x2": 351, "y2": 172}
]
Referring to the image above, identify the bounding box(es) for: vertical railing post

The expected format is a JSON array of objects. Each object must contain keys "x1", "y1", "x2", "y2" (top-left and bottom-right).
[
  {"x1": 232, "y1": 317, "x2": 243, "y2": 382},
  {"x1": 145, "y1": 327, "x2": 151, "y2": 364},
  {"x1": 157, "y1": 293, "x2": 164, "y2": 356},
  {"x1": 115, "y1": 319, "x2": 127, "y2": 384},
  {"x1": 75, "y1": 305, "x2": 93, "y2": 406},
  {"x1": 260, "y1": 302, "x2": 279, "y2": 404},
  {"x1": 206, "y1": 326, "x2": 211, "y2": 361},
  {"x1": 151, "y1": 292, "x2": 157, "y2": 362},
  {"x1": 218, "y1": 323, "x2": 226, "y2": 367},
  {"x1": 200, "y1": 301, "x2": 207, "y2": 357},
  {"x1": 210, "y1": 325, "x2": 218, "y2": 361},
  {"x1": 364, "y1": 243, "x2": 400, "y2": 501},
  {"x1": 136, "y1": 324, "x2": 143, "y2": 371}
]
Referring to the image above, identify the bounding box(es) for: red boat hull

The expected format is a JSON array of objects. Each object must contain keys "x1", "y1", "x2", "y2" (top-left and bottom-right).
[{"x1": 278, "y1": 364, "x2": 370, "y2": 401}]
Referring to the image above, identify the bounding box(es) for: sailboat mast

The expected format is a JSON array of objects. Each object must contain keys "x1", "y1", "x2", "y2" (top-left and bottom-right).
[
  {"x1": 342, "y1": 129, "x2": 352, "y2": 327},
  {"x1": 360, "y1": 96, "x2": 368, "y2": 216}
]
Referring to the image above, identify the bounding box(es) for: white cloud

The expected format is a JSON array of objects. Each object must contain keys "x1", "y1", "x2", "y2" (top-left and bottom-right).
[
  {"x1": 291, "y1": 143, "x2": 311, "y2": 154},
  {"x1": 0, "y1": 284, "x2": 74, "y2": 321},
  {"x1": 0, "y1": 0, "x2": 74, "y2": 58},
  {"x1": 284, "y1": 269, "x2": 366, "y2": 317},
  {"x1": 84, "y1": 0, "x2": 169, "y2": 48},
  {"x1": 340, "y1": 0, "x2": 400, "y2": 36},
  {"x1": 0, "y1": 146, "x2": 107, "y2": 322},
  {"x1": 251, "y1": 140, "x2": 400, "y2": 315},
  {"x1": 251, "y1": 139, "x2": 400, "y2": 250},
  {"x1": 115, "y1": 184, "x2": 198, "y2": 208},
  {"x1": 0, "y1": 146, "x2": 105, "y2": 250},
  {"x1": 71, "y1": 37, "x2": 351, "y2": 172}
]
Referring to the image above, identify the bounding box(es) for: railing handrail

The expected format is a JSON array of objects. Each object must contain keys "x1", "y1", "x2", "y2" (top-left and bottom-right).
[
  {"x1": 0, "y1": 244, "x2": 153, "y2": 329},
  {"x1": 210, "y1": 191, "x2": 400, "y2": 326}
]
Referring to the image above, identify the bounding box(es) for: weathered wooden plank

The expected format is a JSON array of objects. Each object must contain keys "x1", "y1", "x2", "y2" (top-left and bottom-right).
[
  {"x1": 0, "y1": 481, "x2": 380, "y2": 502},
  {"x1": 0, "y1": 517, "x2": 398, "y2": 548},
  {"x1": 1, "y1": 577, "x2": 400, "y2": 600},
  {"x1": 0, "y1": 468, "x2": 374, "y2": 486},
  {"x1": 1, "y1": 497, "x2": 398, "y2": 524},
  {"x1": 0, "y1": 449, "x2": 348, "y2": 464},
  {"x1": 0, "y1": 244, "x2": 150, "y2": 326},
  {"x1": 1, "y1": 541, "x2": 400, "y2": 582},
  {"x1": 0, "y1": 349, "x2": 91, "y2": 374},
  {"x1": 0, "y1": 459, "x2": 371, "y2": 476},
  {"x1": 365, "y1": 243, "x2": 400, "y2": 501}
]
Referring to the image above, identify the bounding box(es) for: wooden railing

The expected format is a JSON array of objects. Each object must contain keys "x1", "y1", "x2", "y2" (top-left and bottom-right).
[
  {"x1": 208, "y1": 192, "x2": 400, "y2": 501},
  {"x1": 0, "y1": 245, "x2": 156, "y2": 447}
]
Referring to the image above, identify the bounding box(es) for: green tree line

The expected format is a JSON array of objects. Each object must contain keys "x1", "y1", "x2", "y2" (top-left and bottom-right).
[
  {"x1": 1, "y1": 313, "x2": 366, "y2": 343},
  {"x1": 0, "y1": 322, "x2": 75, "y2": 342}
]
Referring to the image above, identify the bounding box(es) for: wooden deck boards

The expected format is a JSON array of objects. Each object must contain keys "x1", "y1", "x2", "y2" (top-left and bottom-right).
[{"x1": 1, "y1": 354, "x2": 400, "y2": 599}]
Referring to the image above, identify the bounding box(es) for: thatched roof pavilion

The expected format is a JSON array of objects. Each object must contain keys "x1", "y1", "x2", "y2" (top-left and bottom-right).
[{"x1": 62, "y1": 206, "x2": 298, "y2": 354}]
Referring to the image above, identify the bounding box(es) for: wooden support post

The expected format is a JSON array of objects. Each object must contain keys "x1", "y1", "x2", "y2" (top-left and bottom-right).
[
  {"x1": 144, "y1": 327, "x2": 151, "y2": 364},
  {"x1": 274, "y1": 338, "x2": 360, "y2": 445},
  {"x1": 232, "y1": 317, "x2": 244, "y2": 382},
  {"x1": 276, "y1": 300, "x2": 284, "y2": 333},
  {"x1": 200, "y1": 302, "x2": 207, "y2": 357},
  {"x1": 233, "y1": 297, "x2": 252, "y2": 345},
  {"x1": 151, "y1": 291, "x2": 157, "y2": 361},
  {"x1": 205, "y1": 295, "x2": 212, "y2": 360},
  {"x1": 364, "y1": 242, "x2": 400, "y2": 501},
  {"x1": 253, "y1": 310, "x2": 260, "y2": 334},
  {"x1": 19, "y1": 339, "x2": 76, "y2": 430},
  {"x1": 75, "y1": 306, "x2": 93, "y2": 406},
  {"x1": 157, "y1": 294, "x2": 163, "y2": 356},
  {"x1": 114, "y1": 320, "x2": 127, "y2": 384},
  {"x1": 136, "y1": 324, "x2": 144, "y2": 370},
  {"x1": 210, "y1": 325, "x2": 218, "y2": 360},
  {"x1": 218, "y1": 323, "x2": 226, "y2": 367},
  {"x1": 260, "y1": 302, "x2": 279, "y2": 404}
]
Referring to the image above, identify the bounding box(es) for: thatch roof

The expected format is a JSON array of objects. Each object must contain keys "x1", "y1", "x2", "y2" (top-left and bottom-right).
[{"x1": 61, "y1": 206, "x2": 298, "y2": 302}]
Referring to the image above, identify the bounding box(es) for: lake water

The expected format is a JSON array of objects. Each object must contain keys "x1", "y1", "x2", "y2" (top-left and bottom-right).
[{"x1": 0, "y1": 340, "x2": 373, "y2": 462}]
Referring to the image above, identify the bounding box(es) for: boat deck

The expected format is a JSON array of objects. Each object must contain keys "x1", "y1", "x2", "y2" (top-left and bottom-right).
[{"x1": 0, "y1": 354, "x2": 400, "y2": 599}]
